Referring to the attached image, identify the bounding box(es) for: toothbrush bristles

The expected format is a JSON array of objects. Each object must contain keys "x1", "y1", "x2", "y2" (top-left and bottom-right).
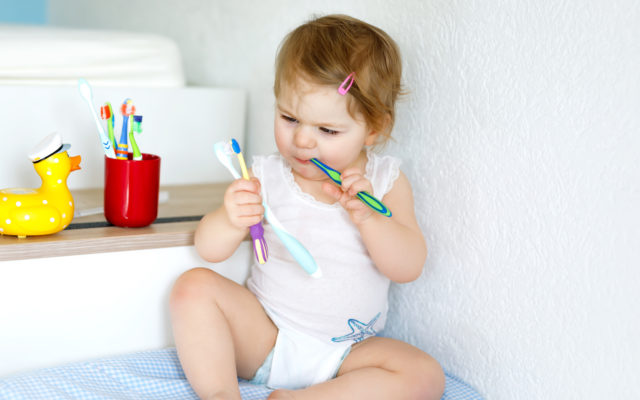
[
  {"x1": 100, "y1": 105, "x2": 111, "y2": 119},
  {"x1": 231, "y1": 138, "x2": 241, "y2": 154},
  {"x1": 215, "y1": 141, "x2": 234, "y2": 155},
  {"x1": 121, "y1": 99, "x2": 136, "y2": 116}
]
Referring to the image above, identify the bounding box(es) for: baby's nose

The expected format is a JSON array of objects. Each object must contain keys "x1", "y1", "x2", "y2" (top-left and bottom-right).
[{"x1": 293, "y1": 126, "x2": 316, "y2": 149}]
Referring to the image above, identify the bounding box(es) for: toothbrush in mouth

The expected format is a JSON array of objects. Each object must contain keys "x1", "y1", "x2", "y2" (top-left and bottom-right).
[
  {"x1": 230, "y1": 139, "x2": 269, "y2": 265},
  {"x1": 310, "y1": 158, "x2": 392, "y2": 217}
]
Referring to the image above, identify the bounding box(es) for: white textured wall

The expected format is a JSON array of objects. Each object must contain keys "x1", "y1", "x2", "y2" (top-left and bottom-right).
[{"x1": 49, "y1": 1, "x2": 640, "y2": 398}]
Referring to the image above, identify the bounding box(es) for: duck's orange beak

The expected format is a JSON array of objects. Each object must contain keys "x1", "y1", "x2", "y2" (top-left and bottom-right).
[{"x1": 70, "y1": 155, "x2": 81, "y2": 171}]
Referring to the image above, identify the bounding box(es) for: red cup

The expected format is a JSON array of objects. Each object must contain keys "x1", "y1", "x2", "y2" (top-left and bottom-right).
[{"x1": 104, "y1": 153, "x2": 161, "y2": 227}]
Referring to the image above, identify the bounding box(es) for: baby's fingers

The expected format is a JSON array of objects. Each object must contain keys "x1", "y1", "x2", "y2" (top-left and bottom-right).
[
  {"x1": 226, "y1": 178, "x2": 261, "y2": 204},
  {"x1": 345, "y1": 197, "x2": 374, "y2": 224},
  {"x1": 322, "y1": 182, "x2": 343, "y2": 201},
  {"x1": 224, "y1": 178, "x2": 264, "y2": 228},
  {"x1": 226, "y1": 201, "x2": 264, "y2": 228},
  {"x1": 236, "y1": 204, "x2": 265, "y2": 223},
  {"x1": 232, "y1": 190, "x2": 262, "y2": 206},
  {"x1": 230, "y1": 177, "x2": 261, "y2": 194},
  {"x1": 341, "y1": 174, "x2": 372, "y2": 197}
]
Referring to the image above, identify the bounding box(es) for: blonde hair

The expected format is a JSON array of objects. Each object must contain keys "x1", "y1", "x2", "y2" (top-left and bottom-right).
[{"x1": 274, "y1": 14, "x2": 404, "y2": 144}]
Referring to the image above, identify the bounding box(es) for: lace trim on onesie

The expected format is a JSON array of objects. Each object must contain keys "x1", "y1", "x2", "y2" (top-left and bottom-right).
[{"x1": 278, "y1": 155, "x2": 340, "y2": 210}]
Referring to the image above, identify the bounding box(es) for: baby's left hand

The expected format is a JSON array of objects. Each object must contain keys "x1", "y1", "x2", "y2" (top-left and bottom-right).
[{"x1": 322, "y1": 167, "x2": 374, "y2": 225}]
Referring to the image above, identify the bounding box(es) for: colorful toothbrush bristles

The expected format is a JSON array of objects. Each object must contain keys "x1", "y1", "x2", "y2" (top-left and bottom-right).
[
  {"x1": 231, "y1": 138, "x2": 241, "y2": 153},
  {"x1": 214, "y1": 141, "x2": 241, "y2": 179},
  {"x1": 116, "y1": 99, "x2": 135, "y2": 160},
  {"x1": 132, "y1": 115, "x2": 143, "y2": 131},
  {"x1": 130, "y1": 115, "x2": 143, "y2": 160},
  {"x1": 121, "y1": 99, "x2": 136, "y2": 116},
  {"x1": 100, "y1": 104, "x2": 111, "y2": 120}
]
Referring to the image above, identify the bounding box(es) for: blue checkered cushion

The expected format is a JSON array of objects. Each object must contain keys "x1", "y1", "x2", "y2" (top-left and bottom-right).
[{"x1": 0, "y1": 348, "x2": 482, "y2": 399}]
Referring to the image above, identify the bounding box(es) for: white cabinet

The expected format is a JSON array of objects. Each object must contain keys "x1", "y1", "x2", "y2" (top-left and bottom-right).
[{"x1": 0, "y1": 243, "x2": 251, "y2": 377}]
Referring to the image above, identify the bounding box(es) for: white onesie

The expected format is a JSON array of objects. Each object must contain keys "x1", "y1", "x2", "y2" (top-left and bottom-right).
[{"x1": 247, "y1": 150, "x2": 401, "y2": 389}]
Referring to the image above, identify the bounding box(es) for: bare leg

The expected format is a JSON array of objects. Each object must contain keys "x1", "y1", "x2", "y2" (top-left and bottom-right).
[
  {"x1": 170, "y1": 267, "x2": 277, "y2": 400},
  {"x1": 268, "y1": 336, "x2": 444, "y2": 400}
]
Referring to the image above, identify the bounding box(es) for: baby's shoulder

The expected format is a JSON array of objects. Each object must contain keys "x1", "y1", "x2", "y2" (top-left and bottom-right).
[{"x1": 366, "y1": 151, "x2": 402, "y2": 198}]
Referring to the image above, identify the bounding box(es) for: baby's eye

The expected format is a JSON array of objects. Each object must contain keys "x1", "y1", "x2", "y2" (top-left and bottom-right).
[
  {"x1": 319, "y1": 127, "x2": 339, "y2": 135},
  {"x1": 281, "y1": 114, "x2": 298, "y2": 123}
]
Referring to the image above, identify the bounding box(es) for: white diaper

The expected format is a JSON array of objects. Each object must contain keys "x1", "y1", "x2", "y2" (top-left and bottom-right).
[{"x1": 263, "y1": 326, "x2": 352, "y2": 390}]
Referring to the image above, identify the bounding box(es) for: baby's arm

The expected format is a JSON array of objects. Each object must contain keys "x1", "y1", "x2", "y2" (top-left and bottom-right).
[
  {"x1": 194, "y1": 176, "x2": 264, "y2": 262},
  {"x1": 324, "y1": 169, "x2": 427, "y2": 283}
]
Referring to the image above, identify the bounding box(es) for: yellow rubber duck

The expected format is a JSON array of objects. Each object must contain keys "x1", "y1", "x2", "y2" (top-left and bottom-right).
[{"x1": 0, "y1": 133, "x2": 81, "y2": 238}]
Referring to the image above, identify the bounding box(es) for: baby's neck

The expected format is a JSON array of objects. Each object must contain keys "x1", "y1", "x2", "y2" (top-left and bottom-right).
[{"x1": 294, "y1": 176, "x2": 337, "y2": 205}]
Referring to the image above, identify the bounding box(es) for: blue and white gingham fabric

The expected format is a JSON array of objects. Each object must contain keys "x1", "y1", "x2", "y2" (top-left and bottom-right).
[{"x1": 0, "y1": 348, "x2": 483, "y2": 400}]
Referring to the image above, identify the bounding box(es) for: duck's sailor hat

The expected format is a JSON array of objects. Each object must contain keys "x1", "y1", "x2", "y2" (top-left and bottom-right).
[{"x1": 27, "y1": 132, "x2": 71, "y2": 163}]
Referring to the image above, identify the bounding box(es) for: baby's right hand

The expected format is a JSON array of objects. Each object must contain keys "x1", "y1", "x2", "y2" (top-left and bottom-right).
[{"x1": 223, "y1": 177, "x2": 264, "y2": 230}]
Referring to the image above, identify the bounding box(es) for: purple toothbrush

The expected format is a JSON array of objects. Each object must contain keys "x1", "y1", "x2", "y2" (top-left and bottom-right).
[{"x1": 230, "y1": 139, "x2": 268, "y2": 264}]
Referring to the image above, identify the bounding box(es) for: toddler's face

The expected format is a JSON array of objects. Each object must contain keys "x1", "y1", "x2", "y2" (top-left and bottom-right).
[{"x1": 274, "y1": 78, "x2": 377, "y2": 182}]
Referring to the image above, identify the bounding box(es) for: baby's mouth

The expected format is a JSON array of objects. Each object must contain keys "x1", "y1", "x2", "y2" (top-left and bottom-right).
[{"x1": 294, "y1": 157, "x2": 311, "y2": 165}]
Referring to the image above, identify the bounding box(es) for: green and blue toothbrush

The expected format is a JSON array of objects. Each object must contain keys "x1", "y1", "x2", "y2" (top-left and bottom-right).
[{"x1": 310, "y1": 158, "x2": 392, "y2": 217}]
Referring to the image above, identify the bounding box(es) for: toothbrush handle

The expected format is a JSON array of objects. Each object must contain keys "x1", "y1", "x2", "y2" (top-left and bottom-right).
[
  {"x1": 310, "y1": 158, "x2": 392, "y2": 217},
  {"x1": 129, "y1": 127, "x2": 142, "y2": 160},
  {"x1": 90, "y1": 106, "x2": 116, "y2": 158},
  {"x1": 250, "y1": 223, "x2": 268, "y2": 264},
  {"x1": 107, "y1": 117, "x2": 116, "y2": 151},
  {"x1": 356, "y1": 191, "x2": 392, "y2": 217}
]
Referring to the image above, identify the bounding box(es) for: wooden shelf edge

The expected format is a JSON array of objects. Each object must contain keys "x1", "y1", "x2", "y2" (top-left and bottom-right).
[
  {"x1": 0, "y1": 221, "x2": 198, "y2": 262},
  {"x1": 0, "y1": 183, "x2": 231, "y2": 262}
]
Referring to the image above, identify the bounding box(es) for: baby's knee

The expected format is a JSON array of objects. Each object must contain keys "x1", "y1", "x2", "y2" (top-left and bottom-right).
[
  {"x1": 404, "y1": 353, "x2": 445, "y2": 400},
  {"x1": 170, "y1": 267, "x2": 220, "y2": 307}
]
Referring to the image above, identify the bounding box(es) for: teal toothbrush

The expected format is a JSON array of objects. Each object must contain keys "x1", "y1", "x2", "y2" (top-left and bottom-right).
[
  {"x1": 310, "y1": 158, "x2": 392, "y2": 217},
  {"x1": 213, "y1": 142, "x2": 321, "y2": 278}
]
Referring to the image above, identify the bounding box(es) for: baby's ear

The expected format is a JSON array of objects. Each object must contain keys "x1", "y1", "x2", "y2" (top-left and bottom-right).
[
  {"x1": 365, "y1": 129, "x2": 379, "y2": 146},
  {"x1": 365, "y1": 114, "x2": 391, "y2": 146}
]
